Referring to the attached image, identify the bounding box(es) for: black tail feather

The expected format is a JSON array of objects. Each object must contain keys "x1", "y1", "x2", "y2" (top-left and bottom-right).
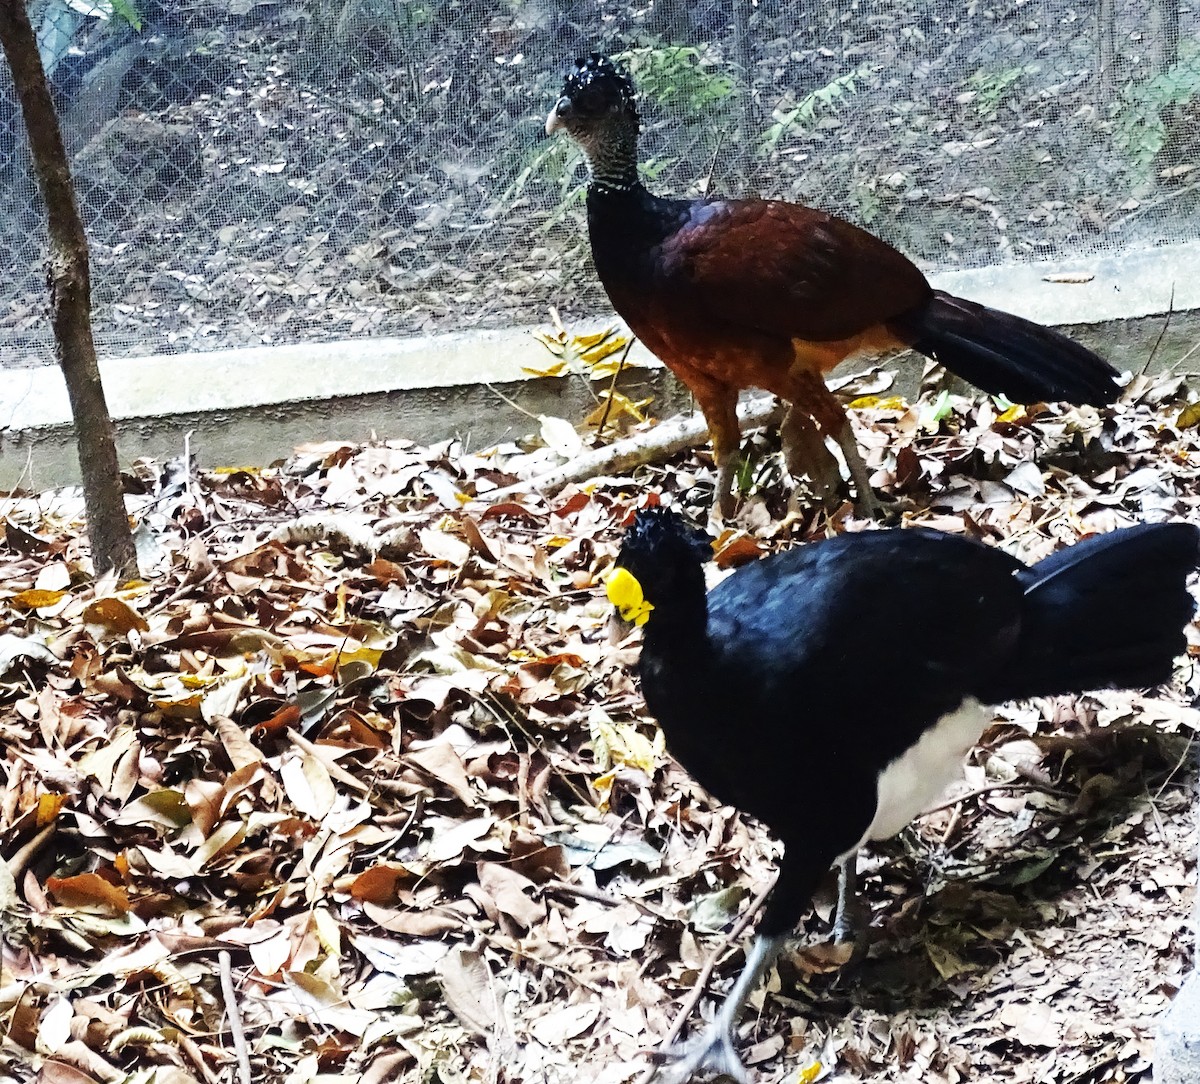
[
  {"x1": 904, "y1": 291, "x2": 1122, "y2": 407},
  {"x1": 980, "y1": 523, "x2": 1199, "y2": 702}
]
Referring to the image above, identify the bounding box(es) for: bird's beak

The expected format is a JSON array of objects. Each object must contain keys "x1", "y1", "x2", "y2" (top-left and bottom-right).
[
  {"x1": 546, "y1": 96, "x2": 572, "y2": 135},
  {"x1": 607, "y1": 610, "x2": 635, "y2": 645},
  {"x1": 604, "y1": 567, "x2": 651, "y2": 644}
]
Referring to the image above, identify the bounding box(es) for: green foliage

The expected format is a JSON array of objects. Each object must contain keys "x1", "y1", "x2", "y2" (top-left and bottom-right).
[
  {"x1": 1114, "y1": 44, "x2": 1200, "y2": 176},
  {"x1": 108, "y1": 0, "x2": 141, "y2": 29},
  {"x1": 615, "y1": 45, "x2": 736, "y2": 113},
  {"x1": 759, "y1": 67, "x2": 866, "y2": 156},
  {"x1": 966, "y1": 66, "x2": 1026, "y2": 120},
  {"x1": 853, "y1": 181, "x2": 882, "y2": 226}
]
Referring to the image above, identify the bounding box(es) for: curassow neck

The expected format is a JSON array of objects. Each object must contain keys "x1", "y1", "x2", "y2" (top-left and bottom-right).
[
  {"x1": 638, "y1": 555, "x2": 710, "y2": 651},
  {"x1": 580, "y1": 119, "x2": 641, "y2": 193}
]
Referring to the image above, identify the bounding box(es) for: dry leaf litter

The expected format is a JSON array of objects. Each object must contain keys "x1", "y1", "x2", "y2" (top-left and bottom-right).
[{"x1": 0, "y1": 366, "x2": 1197, "y2": 1084}]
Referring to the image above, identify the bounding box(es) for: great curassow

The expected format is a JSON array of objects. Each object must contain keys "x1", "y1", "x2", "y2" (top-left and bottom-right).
[
  {"x1": 549, "y1": 56, "x2": 1123, "y2": 518},
  {"x1": 606, "y1": 507, "x2": 1198, "y2": 1082}
]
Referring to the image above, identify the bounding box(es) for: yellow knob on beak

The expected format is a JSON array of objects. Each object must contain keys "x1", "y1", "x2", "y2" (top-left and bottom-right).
[{"x1": 606, "y1": 567, "x2": 654, "y2": 626}]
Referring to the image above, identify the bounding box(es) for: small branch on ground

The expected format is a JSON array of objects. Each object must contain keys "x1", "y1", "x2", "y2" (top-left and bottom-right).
[
  {"x1": 484, "y1": 397, "x2": 785, "y2": 503},
  {"x1": 220, "y1": 950, "x2": 253, "y2": 1084}
]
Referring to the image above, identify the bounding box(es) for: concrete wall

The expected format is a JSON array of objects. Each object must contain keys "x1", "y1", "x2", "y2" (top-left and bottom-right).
[{"x1": 3, "y1": 239, "x2": 1199, "y2": 490}]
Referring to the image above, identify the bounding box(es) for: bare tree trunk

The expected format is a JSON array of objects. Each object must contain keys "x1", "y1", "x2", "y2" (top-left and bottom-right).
[{"x1": 0, "y1": 0, "x2": 136, "y2": 578}]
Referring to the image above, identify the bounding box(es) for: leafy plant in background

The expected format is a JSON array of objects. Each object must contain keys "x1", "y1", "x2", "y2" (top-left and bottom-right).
[
  {"x1": 617, "y1": 44, "x2": 736, "y2": 113},
  {"x1": 759, "y1": 66, "x2": 867, "y2": 156},
  {"x1": 965, "y1": 65, "x2": 1026, "y2": 121},
  {"x1": 1114, "y1": 43, "x2": 1200, "y2": 178},
  {"x1": 499, "y1": 44, "x2": 727, "y2": 218}
]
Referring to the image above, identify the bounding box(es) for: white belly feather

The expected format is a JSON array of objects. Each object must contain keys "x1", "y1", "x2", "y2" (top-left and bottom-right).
[{"x1": 847, "y1": 697, "x2": 990, "y2": 854}]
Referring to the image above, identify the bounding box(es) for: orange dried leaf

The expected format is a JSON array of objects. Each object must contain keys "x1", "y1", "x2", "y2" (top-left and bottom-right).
[
  {"x1": 713, "y1": 533, "x2": 764, "y2": 569},
  {"x1": 350, "y1": 863, "x2": 412, "y2": 904},
  {"x1": 365, "y1": 558, "x2": 407, "y2": 585},
  {"x1": 82, "y1": 597, "x2": 149, "y2": 636},
  {"x1": 257, "y1": 703, "x2": 302, "y2": 738},
  {"x1": 46, "y1": 872, "x2": 130, "y2": 913}
]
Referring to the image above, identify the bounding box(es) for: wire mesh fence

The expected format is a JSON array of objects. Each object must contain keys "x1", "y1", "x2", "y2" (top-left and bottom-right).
[{"x1": 1, "y1": 0, "x2": 1198, "y2": 369}]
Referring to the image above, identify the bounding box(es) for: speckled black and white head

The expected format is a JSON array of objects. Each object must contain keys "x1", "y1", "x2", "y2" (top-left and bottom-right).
[{"x1": 546, "y1": 54, "x2": 641, "y2": 191}]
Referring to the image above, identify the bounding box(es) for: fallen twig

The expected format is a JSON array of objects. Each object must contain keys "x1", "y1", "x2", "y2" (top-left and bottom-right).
[
  {"x1": 220, "y1": 950, "x2": 253, "y2": 1084},
  {"x1": 484, "y1": 397, "x2": 785, "y2": 503}
]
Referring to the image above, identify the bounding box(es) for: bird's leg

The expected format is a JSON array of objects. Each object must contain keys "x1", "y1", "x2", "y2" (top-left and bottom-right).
[
  {"x1": 832, "y1": 852, "x2": 859, "y2": 943},
  {"x1": 654, "y1": 933, "x2": 789, "y2": 1084},
  {"x1": 786, "y1": 368, "x2": 881, "y2": 518},
  {"x1": 830, "y1": 417, "x2": 882, "y2": 519},
  {"x1": 780, "y1": 406, "x2": 843, "y2": 511},
  {"x1": 714, "y1": 448, "x2": 743, "y2": 521},
  {"x1": 692, "y1": 381, "x2": 743, "y2": 520}
]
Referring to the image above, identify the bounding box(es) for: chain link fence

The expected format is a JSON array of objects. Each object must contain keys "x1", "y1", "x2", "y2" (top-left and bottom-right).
[{"x1": 1, "y1": 0, "x2": 1198, "y2": 368}]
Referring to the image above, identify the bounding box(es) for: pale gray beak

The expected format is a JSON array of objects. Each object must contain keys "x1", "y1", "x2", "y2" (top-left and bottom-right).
[{"x1": 545, "y1": 97, "x2": 571, "y2": 135}]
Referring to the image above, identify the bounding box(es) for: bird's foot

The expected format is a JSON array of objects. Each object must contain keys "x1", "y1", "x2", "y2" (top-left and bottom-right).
[
  {"x1": 648, "y1": 1020, "x2": 750, "y2": 1083},
  {"x1": 851, "y1": 487, "x2": 885, "y2": 521}
]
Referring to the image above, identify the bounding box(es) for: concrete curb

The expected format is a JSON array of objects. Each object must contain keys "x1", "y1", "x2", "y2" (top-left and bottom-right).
[{"x1": 3, "y1": 239, "x2": 1200, "y2": 489}]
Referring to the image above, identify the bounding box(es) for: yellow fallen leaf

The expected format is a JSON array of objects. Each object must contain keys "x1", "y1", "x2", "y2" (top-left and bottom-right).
[
  {"x1": 590, "y1": 711, "x2": 662, "y2": 774},
  {"x1": 1177, "y1": 402, "x2": 1200, "y2": 430},
  {"x1": 574, "y1": 328, "x2": 618, "y2": 350},
  {"x1": 848, "y1": 394, "x2": 908, "y2": 410},
  {"x1": 83, "y1": 597, "x2": 149, "y2": 636},
  {"x1": 323, "y1": 645, "x2": 384, "y2": 672},
  {"x1": 522, "y1": 358, "x2": 570, "y2": 378},
  {"x1": 592, "y1": 770, "x2": 616, "y2": 813},
  {"x1": 9, "y1": 589, "x2": 68, "y2": 609},
  {"x1": 37, "y1": 793, "x2": 67, "y2": 826},
  {"x1": 585, "y1": 390, "x2": 653, "y2": 428},
  {"x1": 153, "y1": 692, "x2": 205, "y2": 718},
  {"x1": 797, "y1": 1062, "x2": 823, "y2": 1084},
  {"x1": 179, "y1": 673, "x2": 220, "y2": 690},
  {"x1": 996, "y1": 403, "x2": 1028, "y2": 424}
]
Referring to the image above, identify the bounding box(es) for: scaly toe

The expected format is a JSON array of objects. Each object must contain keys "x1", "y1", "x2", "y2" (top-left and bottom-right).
[{"x1": 650, "y1": 1023, "x2": 750, "y2": 1084}]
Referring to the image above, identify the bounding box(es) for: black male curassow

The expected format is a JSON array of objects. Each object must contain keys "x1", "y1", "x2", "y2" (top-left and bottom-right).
[
  {"x1": 548, "y1": 55, "x2": 1122, "y2": 517},
  {"x1": 606, "y1": 507, "x2": 1198, "y2": 1081}
]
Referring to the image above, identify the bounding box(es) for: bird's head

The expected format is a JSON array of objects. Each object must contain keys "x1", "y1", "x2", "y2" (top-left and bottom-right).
[
  {"x1": 546, "y1": 54, "x2": 640, "y2": 179},
  {"x1": 607, "y1": 507, "x2": 713, "y2": 633}
]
